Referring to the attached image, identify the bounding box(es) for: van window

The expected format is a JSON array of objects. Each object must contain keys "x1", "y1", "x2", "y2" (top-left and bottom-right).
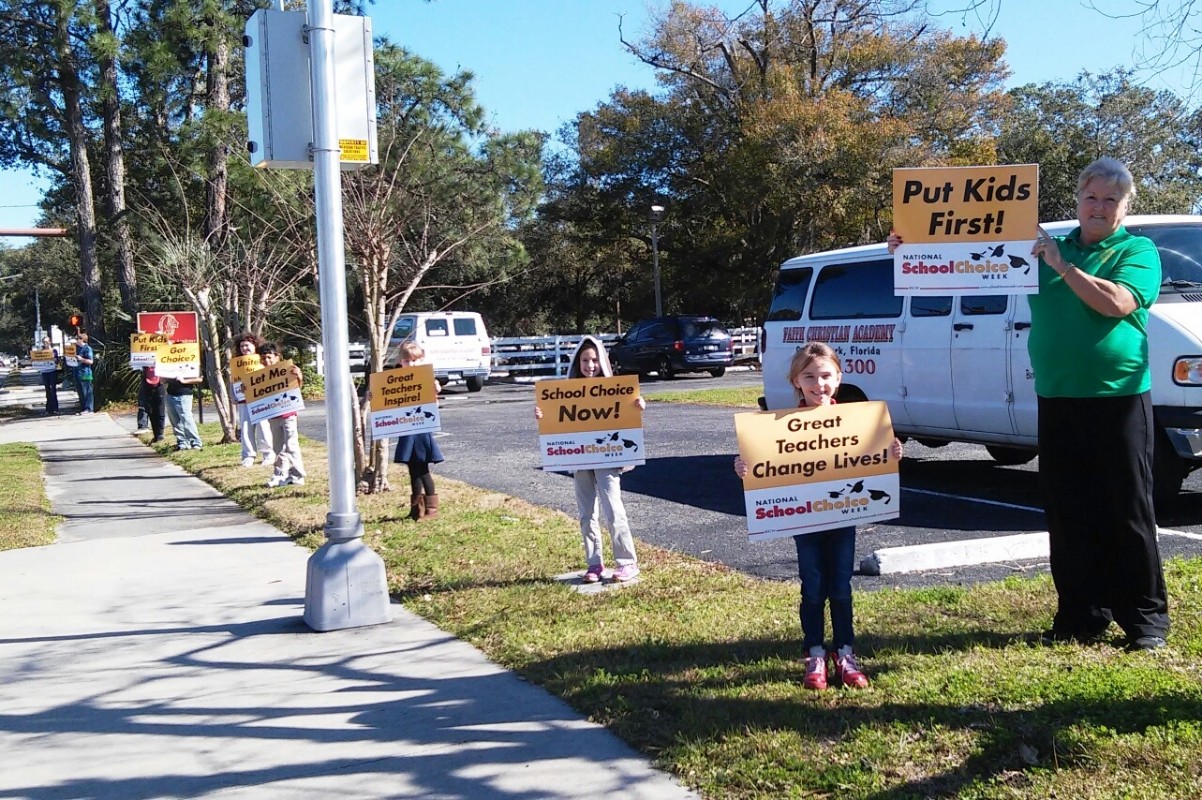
[
  {"x1": 961, "y1": 295, "x2": 1007, "y2": 315},
  {"x1": 681, "y1": 319, "x2": 725, "y2": 338},
  {"x1": 1127, "y1": 221, "x2": 1202, "y2": 285},
  {"x1": 425, "y1": 319, "x2": 449, "y2": 336},
  {"x1": 767, "y1": 268, "x2": 813, "y2": 321},
  {"x1": 392, "y1": 318, "x2": 415, "y2": 339},
  {"x1": 911, "y1": 296, "x2": 952, "y2": 317},
  {"x1": 453, "y1": 317, "x2": 477, "y2": 336},
  {"x1": 810, "y1": 260, "x2": 903, "y2": 320}
]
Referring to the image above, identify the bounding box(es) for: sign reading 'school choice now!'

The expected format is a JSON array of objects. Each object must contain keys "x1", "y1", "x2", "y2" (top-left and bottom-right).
[
  {"x1": 245, "y1": 359, "x2": 304, "y2": 423},
  {"x1": 892, "y1": 163, "x2": 1040, "y2": 296},
  {"x1": 368, "y1": 364, "x2": 440, "y2": 438},
  {"x1": 535, "y1": 375, "x2": 644, "y2": 471},
  {"x1": 734, "y1": 401, "x2": 900, "y2": 542}
]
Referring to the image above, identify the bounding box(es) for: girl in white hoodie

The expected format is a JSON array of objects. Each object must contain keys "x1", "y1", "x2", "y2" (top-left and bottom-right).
[{"x1": 536, "y1": 335, "x2": 646, "y2": 583}]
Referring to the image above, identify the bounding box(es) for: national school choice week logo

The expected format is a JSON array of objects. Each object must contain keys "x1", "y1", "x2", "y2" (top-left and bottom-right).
[
  {"x1": 900, "y1": 242, "x2": 1032, "y2": 277},
  {"x1": 374, "y1": 405, "x2": 437, "y2": 429},
  {"x1": 545, "y1": 430, "x2": 639, "y2": 457},
  {"x1": 754, "y1": 479, "x2": 893, "y2": 521}
]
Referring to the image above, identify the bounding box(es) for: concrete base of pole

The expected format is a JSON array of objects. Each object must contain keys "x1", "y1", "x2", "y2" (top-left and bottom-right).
[{"x1": 303, "y1": 537, "x2": 393, "y2": 632}]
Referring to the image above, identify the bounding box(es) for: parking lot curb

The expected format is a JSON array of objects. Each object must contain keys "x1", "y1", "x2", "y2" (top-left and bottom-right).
[{"x1": 859, "y1": 531, "x2": 1050, "y2": 575}]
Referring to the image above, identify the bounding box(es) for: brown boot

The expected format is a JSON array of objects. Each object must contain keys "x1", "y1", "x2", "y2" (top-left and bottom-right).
[
  {"x1": 409, "y1": 493, "x2": 424, "y2": 522},
  {"x1": 419, "y1": 493, "x2": 439, "y2": 521}
]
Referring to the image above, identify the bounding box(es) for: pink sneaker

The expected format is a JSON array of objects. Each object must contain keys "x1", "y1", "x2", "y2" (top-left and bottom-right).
[
  {"x1": 611, "y1": 564, "x2": 640, "y2": 582},
  {"x1": 832, "y1": 648, "x2": 869, "y2": 689},
  {"x1": 583, "y1": 564, "x2": 604, "y2": 583},
  {"x1": 802, "y1": 651, "x2": 828, "y2": 690}
]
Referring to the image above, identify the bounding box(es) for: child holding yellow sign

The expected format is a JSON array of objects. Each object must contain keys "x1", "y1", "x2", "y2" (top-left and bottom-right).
[
  {"x1": 534, "y1": 336, "x2": 646, "y2": 583},
  {"x1": 735, "y1": 343, "x2": 903, "y2": 691},
  {"x1": 392, "y1": 341, "x2": 443, "y2": 521}
]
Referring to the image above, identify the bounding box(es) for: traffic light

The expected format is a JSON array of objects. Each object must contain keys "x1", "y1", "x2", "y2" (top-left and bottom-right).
[{"x1": 68, "y1": 314, "x2": 82, "y2": 329}]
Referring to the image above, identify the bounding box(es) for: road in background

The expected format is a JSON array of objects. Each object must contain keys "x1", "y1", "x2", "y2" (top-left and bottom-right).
[{"x1": 293, "y1": 371, "x2": 1202, "y2": 589}]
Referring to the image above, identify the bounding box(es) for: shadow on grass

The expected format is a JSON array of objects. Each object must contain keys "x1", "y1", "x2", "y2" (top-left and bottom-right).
[{"x1": 522, "y1": 632, "x2": 1201, "y2": 798}]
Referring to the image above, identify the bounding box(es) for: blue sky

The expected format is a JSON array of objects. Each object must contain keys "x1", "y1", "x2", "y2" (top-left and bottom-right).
[{"x1": 0, "y1": 0, "x2": 1192, "y2": 240}]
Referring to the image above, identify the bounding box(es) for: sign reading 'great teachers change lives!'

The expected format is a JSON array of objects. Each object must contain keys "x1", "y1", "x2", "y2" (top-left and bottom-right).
[
  {"x1": 892, "y1": 164, "x2": 1040, "y2": 296},
  {"x1": 734, "y1": 401, "x2": 900, "y2": 542},
  {"x1": 245, "y1": 359, "x2": 305, "y2": 423},
  {"x1": 535, "y1": 375, "x2": 644, "y2": 471},
  {"x1": 367, "y1": 364, "x2": 440, "y2": 438}
]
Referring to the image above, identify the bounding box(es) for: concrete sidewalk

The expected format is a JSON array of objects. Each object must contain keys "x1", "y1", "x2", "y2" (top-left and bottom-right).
[{"x1": 0, "y1": 408, "x2": 697, "y2": 800}]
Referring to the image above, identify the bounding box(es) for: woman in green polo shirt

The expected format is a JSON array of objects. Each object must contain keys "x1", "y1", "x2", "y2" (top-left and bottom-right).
[{"x1": 1029, "y1": 156, "x2": 1170, "y2": 652}]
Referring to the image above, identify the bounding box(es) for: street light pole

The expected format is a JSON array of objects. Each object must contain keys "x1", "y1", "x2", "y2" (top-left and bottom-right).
[{"x1": 649, "y1": 204, "x2": 665, "y2": 317}]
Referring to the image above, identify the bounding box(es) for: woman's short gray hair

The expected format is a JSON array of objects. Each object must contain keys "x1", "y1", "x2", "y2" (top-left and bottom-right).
[{"x1": 1076, "y1": 157, "x2": 1136, "y2": 203}]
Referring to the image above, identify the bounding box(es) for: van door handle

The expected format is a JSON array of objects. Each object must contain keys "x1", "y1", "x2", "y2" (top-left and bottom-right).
[
  {"x1": 953, "y1": 323, "x2": 974, "y2": 331},
  {"x1": 1014, "y1": 322, "x2": 1032, "y2": 330}
]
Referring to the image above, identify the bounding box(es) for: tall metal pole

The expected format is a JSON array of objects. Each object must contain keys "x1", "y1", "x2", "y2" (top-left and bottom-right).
[
  {"x1": 652, "y1": 222, "x2": 661, "y2": 317},
  {"x1": 303, "y1": 0, "x2": 391, "y2": 631}
]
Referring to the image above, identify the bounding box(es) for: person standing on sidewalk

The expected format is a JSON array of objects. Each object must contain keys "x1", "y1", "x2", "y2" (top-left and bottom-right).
[
  {"x1": 72, "y1": 333, "x2": 95, "y2": 414},
  {"x1": 164, "y1": 374, "x2": 204, "y2": 450},
  {"x1": 259, "y1": 342, "x2": 306, "y2": 487},
  {"x1": 38, "y1": 336, "x2": 60, "y2": 415},
  {"x1": 138, "y1": 366, "x2": 166, "y2": 443},
  {"x1": 233, "y1": 332, "x2": 273, "y2": 467}
]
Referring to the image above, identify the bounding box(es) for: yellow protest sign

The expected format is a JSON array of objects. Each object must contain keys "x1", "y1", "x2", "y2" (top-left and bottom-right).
[
  {"x1": 892, "y1": 164, "x2": 1040, "y2": 295},
  {"x1": 31, "y1": 348, "x2": 56, "y2": 372},
  {"x1": 368, "y1": 364, "x2": 440, "y2": 437},
  {"x1": 154, "y1": 341, "x2": 201, "y2": 380},
  {"x1": 230, "y1": 354, "x2": 262, "y2": 403},
  {"x1": 130, "y1": 333, "x2": 170, "y2": 369},
  {"x1": 63, "y1": 343, "x2": 78, "y2": 368},
  {"x1": 245, "y1": 359, "x2": 305, "y2": 422},
  {"x1": 535, "y1": 375, "x2": 644, "y2": 470},
  {"x1": 734, "y1": 401, "x2": 899, "y2": 541}
]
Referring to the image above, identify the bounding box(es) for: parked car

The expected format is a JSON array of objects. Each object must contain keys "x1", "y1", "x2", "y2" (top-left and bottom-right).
[
  {"x1": 609, "y1": 316, "x2": 734, "y2": 379},
  {"x1": 386, "y1": 311, "x2": 492, "y2": 392}
]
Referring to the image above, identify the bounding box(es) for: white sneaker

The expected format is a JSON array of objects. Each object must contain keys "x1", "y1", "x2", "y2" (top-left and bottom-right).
[
  {"x1": 260, "y1": 454, "x2": 274, "y2": 467},
  {"x1": 266, "y1": 475, "x2": 286, "y2": 488},
  {"x1": 285, "y1": 476, "x2": 305, "y2": 486},
  {"x1": 240, "y1": 457, "x2": 255, "y2": 468}
]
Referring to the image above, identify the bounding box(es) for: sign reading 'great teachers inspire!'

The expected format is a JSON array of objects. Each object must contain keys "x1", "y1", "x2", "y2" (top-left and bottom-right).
[
  {"x1": 734, "y1": 401, "x2": 900, "y2": 542},
  {"x1": 535, "y1": 375, "x2": 644, "y2": 471},
  {"x1": 892, "y1": 164, "x2": 1040, "y2": 296},
  {"x1": 368, "y1": 364, "x2": 440, "y2": 439}
]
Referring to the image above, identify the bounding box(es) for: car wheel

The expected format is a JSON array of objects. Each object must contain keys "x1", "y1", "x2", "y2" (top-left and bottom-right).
[
  {"x1": 984, "y1": 445, "x2": 1036, "y2": 466},
  {"x1": 465, "y1": 375, "x2": 484, "y2": 392},
  {"x1": 708, "y1": 367, "x2": 726, "y2": 378},
  {"x1": 657, "y1": 356, "x2": 675, "y2": 380}
]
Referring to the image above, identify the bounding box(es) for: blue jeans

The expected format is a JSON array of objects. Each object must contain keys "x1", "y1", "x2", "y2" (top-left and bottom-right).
[
  {"x1": 794, "y1": 526, "x2": 857, "y2": 652},
  {"x1": 165, "y1": 393, "x2": 202, "y2": 449},
  {"x1": 75, "y1": 376, "x2": 94, "y2": 412}
]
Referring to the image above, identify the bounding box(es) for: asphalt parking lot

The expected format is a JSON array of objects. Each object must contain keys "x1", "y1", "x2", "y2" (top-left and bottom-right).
[{"x1": 296, "y1": 370, "x2": 1202, "y2": 590}]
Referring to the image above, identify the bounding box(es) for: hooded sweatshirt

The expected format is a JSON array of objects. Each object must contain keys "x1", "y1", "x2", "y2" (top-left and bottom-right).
[{"x1": 567, "y1": 335, "x2": 614, "y2": 379}]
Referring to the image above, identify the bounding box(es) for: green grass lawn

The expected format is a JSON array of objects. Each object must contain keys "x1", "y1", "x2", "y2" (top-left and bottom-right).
[
  {"x1": 0, "y1": 442, "x2": 59, "y2": 550},
  {"x1": 151, "y1": 423, "x2": 1202, "y2": 799},
  {"x1": 648, "y1": 385, "x2": 763, "y2": 407}
]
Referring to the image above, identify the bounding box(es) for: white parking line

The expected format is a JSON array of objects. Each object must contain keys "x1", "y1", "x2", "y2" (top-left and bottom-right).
[
  {"x1": 904, "y1": 486, "x2": 1044, "y2": 514},
  {"x1": 1161, "y1": 527, "x2": 1202, "y2": 540}
]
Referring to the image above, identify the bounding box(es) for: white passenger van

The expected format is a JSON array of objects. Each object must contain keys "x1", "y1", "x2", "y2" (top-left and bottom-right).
[
  {"x1": 386, "y1": 311, "x2": 492, "y2": 392},
  {"x1": 762, "y1": 214, "x2": 1202, "y2": 504}
]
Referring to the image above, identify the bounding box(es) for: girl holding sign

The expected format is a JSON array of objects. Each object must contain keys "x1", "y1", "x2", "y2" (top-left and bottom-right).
[
  {"x1": 534, "y1": 336, "x2": 647, "y2": 583},
  {"x1": 392, "y1": 340, "x2": 444, "y2": 521},
  {"x1": 735, "y1": 343, "x2": 903, "y2": 690}
]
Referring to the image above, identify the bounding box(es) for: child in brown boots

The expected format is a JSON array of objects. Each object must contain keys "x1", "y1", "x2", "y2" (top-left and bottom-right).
[{"x1": 392, "y1": 340, "x2": 443, "y2": 521}]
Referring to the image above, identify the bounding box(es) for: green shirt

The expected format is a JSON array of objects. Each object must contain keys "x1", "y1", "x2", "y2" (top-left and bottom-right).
[{"x1": 1027, "y1": 225, "x2": 1161, "y2": 398}]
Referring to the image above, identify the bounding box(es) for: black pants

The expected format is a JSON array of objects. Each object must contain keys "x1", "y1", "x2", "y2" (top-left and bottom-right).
[
  {"x1": 1038, "y1": 392, "x2": 1169, "y2": 639},
  {"x1": 139, "y1": 381, "x2": 166, "y2": 440}
]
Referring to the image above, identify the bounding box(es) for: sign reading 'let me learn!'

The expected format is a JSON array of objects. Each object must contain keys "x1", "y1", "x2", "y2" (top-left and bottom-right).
[{"x1": 892, "y1": 164, "x2": 1040, "y2": 295}]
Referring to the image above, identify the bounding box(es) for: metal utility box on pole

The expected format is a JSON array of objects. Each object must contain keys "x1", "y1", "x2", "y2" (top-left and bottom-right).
[
  {"x1": 244, "y1": 2, "x2": 391, "y2": 632},
  {"x1": 244, "y1": 9, "x2": 378, "y2": 170}
]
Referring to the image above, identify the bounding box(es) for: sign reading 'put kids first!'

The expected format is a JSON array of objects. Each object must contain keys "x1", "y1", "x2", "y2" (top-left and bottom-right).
[
  {"x1": 536, "y1": 375, "x2": 644, "y2": 471},
  {"x1": 368, "y1": 364, "x2": 440, "y2": 438},
  {"x1": 734, "y1": 401, "x2": 900, "y2": 542},
  {"x1": 892, "y1": 164, "x2": 1040, "y2": 295}
]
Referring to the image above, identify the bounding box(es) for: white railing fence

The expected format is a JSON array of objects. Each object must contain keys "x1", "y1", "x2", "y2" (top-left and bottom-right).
[{"x1": 489, "y1": 327, "x2": 761, "y2": 379}]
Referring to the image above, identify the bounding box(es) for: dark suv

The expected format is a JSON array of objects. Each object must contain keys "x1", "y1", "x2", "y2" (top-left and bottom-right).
[{"x1": 609, "y1": 316, "x2": 734, "y2": 379}]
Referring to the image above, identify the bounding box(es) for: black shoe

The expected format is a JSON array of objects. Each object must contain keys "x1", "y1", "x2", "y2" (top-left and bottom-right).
[
  {"x1": 1129, "y1": 635, "x2": 1167, "y2": 651},
  {"x1": 1039, "y1": 627, "x2": 1107, "y2": 646}
]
